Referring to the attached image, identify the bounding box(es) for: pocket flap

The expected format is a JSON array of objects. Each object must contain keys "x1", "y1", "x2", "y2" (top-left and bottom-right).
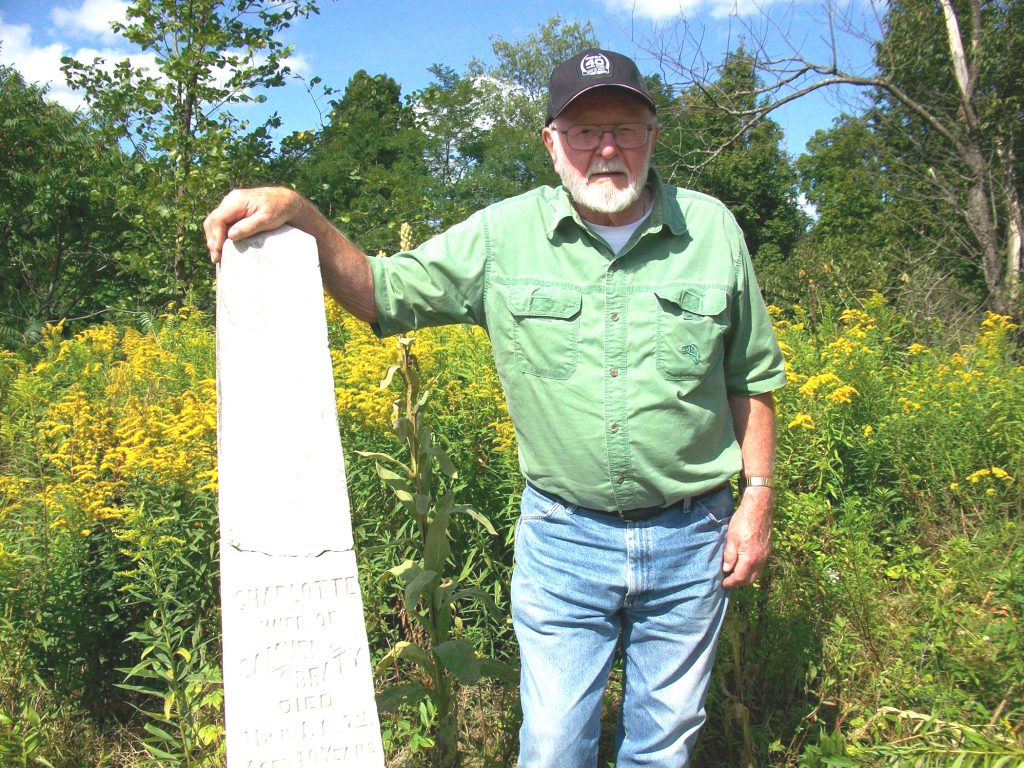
[
  {"x1": 507, "y1": 285, "x2": 582, "y2": 319},
  {"x1": 655, "y1": 287, "x2": 727, "y2": 316}
]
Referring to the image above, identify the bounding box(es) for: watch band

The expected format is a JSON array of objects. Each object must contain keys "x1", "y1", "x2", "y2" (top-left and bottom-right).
[{"x1": 743, "y1": 475, "x2": 774, "y2": 489}]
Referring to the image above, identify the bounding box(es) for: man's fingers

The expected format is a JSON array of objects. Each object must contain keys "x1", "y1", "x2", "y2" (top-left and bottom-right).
[
  {"x1": 226, "y1": 209, "x2": 274, "y2": 243},
  {"x1": 204, "y1": 191, "x2": 247, "y2": 263},
  {"x1": 722, "y1": 556, "x2": 759, "y2": 588},
  {"x1": 722, "y1": 536, "x2": 738, "y2": 574}
]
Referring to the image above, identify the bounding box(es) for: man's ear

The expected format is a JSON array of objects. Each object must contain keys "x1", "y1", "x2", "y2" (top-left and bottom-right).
[{"x1": 541, "y1": 126, "x2": 557, "y2": 163}]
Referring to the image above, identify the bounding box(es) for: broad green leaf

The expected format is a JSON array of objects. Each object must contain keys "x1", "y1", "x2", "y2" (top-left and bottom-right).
[
  {"x1": 479, "y1": 657, "x2": 519, "y2": 685},
  {"x1": 454, "y1": 503, "x2": 497, "y2": 535},
  {"x1": 142, "y1": 721, "x2": 178, "y2": 743},
  {"x1": 354, "y1": 450, "x2": 411, "y2": 476},
  {"x1": 424, "y1": 505, "x2": 451, "y2": 572},
  {"x1": 384, "y1": 559, "x2": 421, "y2": 585},
  {"x1": 377, "y1": 682, "x2": 431, "y2": 713},
  {"x1": 404, "y1": 568, "x2": 438, "y2": 612},
  {"x1": 431, "y1": 446, "x2": 459, "y2": 478},
  {"x1": 450, "y1": 587, "x2": 501, "y2": 617},
  {"x1": 375, "y1": 641, "x2": 435, "y2": 678},
  {"x1": 433, "y1": 638, "x2": 481, "y2": 684}
]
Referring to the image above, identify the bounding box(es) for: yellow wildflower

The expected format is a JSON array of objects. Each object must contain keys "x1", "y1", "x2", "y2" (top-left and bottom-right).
[
  {"x1": 967, "y1": 468, "x2": 991, "y2": 483},
  {"x1": 827, "y1": 385, "x2": 860, "y2": 404},
  {"x1": 800, "y1": 373, "x2": 841, "y2": 397},
  {"x1": 862, "y1": 425, "x2": 874, "y2": 437},
  {"x1": 907, "y1": 343, "x2": 928, "y2": 356},
  {"x1": 787, "y1": 413, "x2": 815, "y2": 430}
]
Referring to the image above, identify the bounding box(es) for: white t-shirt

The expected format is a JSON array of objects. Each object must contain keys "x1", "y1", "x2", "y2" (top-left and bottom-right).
[{"x1": 587, "y1": 207, "x2": 653, "y2": 254}]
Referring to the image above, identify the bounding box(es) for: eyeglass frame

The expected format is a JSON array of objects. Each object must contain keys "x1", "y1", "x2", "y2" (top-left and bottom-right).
[{"x1": 552, "y1": 123, "x2": 655, "y2": 151}]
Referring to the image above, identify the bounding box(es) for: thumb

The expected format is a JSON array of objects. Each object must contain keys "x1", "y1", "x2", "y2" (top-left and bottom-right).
[{"x1": 722, "y1": 534, "x2": 738, "y2": 574}]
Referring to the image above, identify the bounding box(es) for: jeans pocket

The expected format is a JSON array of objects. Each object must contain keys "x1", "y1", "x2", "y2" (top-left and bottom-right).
[
  {"x1": 507, "y1": 285, "x2": 582, "y2": 379},
  {"x1": 693, "y1": 485, "x2": 734, "y2": 525},
  {"x1": 519, "y1": 483, "x2": 564, "y2": 520},
  {"x1": 654, "y1": 286, "x2": 728, "y2": 381}
]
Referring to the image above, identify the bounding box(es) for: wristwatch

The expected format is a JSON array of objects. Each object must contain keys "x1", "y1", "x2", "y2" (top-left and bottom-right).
[{"x1": 741, "y1": 475, "x2": 774, "y2": 489}]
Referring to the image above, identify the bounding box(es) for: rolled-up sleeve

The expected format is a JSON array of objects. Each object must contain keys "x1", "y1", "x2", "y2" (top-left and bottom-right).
[
  {"x1": 369, "y1": 211, "x2": 488, "y2": 337},
  {"x1": 723, "y1": 214, "x2": 787, "y2": 395}
]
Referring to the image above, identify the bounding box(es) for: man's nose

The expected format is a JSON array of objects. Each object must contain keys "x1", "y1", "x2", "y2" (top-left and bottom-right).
[{"x1": 597, "y1": 130, "x2": 619, "y2": 158}]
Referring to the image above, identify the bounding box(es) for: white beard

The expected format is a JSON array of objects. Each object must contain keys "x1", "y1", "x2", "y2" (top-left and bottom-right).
[{"x1": 555, "y1": 153, "x2": 649, "y2": 215}]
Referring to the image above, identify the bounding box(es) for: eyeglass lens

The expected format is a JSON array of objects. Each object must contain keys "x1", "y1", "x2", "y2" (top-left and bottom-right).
[{"x1": 565, "y1": 124, "x2": 651, "y2": 150}]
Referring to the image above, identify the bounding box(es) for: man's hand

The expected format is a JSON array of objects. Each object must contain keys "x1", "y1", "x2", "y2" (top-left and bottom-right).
[
  {"x1": 721, "y1": 486, "x2": 772, "y2": 588},
  {"x1": 204, "y1": 187, "x2": 306, "y2": 263}
]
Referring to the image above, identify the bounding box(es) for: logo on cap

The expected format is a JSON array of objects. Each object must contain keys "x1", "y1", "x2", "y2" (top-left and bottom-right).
[{"x1": 580, "y1": 53, "x2": 611, "y2": 77}]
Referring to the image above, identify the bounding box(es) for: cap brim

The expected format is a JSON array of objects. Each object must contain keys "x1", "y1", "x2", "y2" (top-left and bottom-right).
[{"x1": 548, "y1": 83, "x2": 657, "y2": 124}]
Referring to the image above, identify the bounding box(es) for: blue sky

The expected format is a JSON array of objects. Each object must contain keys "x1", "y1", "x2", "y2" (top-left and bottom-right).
[{"x1": 0, "y1": 0, "x2": 880, "y2": 155}]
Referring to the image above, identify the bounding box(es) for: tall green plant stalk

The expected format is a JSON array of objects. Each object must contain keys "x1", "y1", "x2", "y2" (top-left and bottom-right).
[{"x1": 359, "y1": 336, "x2": 516, "y2": 767}]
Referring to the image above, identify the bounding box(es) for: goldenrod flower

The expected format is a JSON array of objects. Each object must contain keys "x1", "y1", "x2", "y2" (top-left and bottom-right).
[
  {"x1": 827, "y1": 385, "x2": 859, "y2": 404},
  {"x1": 967, "y1": 468, "x2": 991, "y2": 483},
  {"x1": 787, "y1": 413, "x2": 815, "y2": 430},
  {"x1": 800, "y1": 373, "x2": 841, "y2": 397}
]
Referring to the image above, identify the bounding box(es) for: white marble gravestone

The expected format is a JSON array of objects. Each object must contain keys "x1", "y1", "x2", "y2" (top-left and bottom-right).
[{"x1": 216, "y1": 226, "x2": 384, "y2": 768}]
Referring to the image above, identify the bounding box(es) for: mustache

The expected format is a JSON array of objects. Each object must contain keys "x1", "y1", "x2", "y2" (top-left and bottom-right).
[{"x1": 587, "y1": 159, "x2": 629, "y2": 177}]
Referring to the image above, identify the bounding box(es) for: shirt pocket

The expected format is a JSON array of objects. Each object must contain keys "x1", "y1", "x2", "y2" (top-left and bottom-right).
[
  {"x1": 507, "y1": 285, "x2": 582, "y2": 379},
  {"x1": 654, "y1": 286, "x2": 729, "y2": 381}
]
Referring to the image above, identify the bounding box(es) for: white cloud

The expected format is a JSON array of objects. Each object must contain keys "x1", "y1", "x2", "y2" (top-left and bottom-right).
[
  {"x1": 0, "y1": 12, "x2": 157, "y2": 112},
  {"x1": 51, "y1": 0, "x2": 129, "y2": 42},
  {"x1": 602, "y1": 0, "x2": 705, "y2": 21},
  {"x1": 1, "y1": 7, "x2": 306, "y2": 119},
  {"x1": 0, "y1": 15, "x2": 83, "y2": 108},
  {"x1": 602, "y1": 0, "x2": 787, "y2": 20}
]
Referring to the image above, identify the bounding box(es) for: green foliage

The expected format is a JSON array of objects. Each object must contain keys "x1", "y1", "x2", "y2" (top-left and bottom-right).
[
  {"x1": 848, "y1": 707, "x2": 1024, "y2": 766},
  {"x1": 276, "y1": 71, "x2": 433, "y2": 254},
  {"x1": 114, "y1": 495, "x2": 223, "y2": 767},
  {"x1": 868, "y1": 0, "x2": 1024, "y2": 315},
  {"x1": 1, "y1": 295, "x2": 1022, "y2": 765},
  {"x1": 0, "y1": 65, "x2": 138, "y2": 341},
  {"x1": 61, "y1": 0, "x2": 320, "y2": 303},
  {"x1": 656, "y1": 50, "x2": 807, "y2": 267},
  {"x1": 413, "y1": 16, "x2": 585, "y2": 229}
]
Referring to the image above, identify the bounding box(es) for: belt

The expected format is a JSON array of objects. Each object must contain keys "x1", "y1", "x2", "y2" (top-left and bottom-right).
[{"x1": 526, "y1": 481, "x2": 729, "y2": 522}]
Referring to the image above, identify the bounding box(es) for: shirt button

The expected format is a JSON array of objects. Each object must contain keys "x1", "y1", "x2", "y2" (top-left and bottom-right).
[
  {"x1": 616, "y1": 473, "x2": 626, "y2": 484},
  {"x1": 611, "y1": 312, "x2": 620, "y2": 322},
  {"x1": 610, "y1": 422, "x2": 619, "y2": 433},
  {"x1": 610, "y1": 368, "x2": 619, "y2": 377}
]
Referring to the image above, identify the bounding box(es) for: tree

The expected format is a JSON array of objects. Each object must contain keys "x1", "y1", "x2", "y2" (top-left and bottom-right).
[
  {"x1": 645, "y1": 0, "x2": 1023, "y2": 315},
  {"x1": 0, "y1": 64, "x2": 137, "y2": 344},
  {"x1": 62, "y1": 0, "x2": 319, "y2": 303},
  {"x1": 412, "y1": 17, "x2": 596, "y2": 228},
  {"x1": 655, "y1": 51, "x2": 806, "y2": 267},
  {"x1": 276, "y1": 70, "x2": 431, "y2": 254}
]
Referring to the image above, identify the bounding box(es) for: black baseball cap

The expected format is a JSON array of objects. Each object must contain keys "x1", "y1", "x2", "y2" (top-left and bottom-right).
[{"x1": 546, "y1": 49, "x2": 656, "y2": 125}]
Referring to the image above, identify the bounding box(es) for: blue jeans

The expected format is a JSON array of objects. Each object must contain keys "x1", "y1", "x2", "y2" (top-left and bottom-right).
[{"x1": 511, "y1": 483, "x2": 733, "y2": 767}]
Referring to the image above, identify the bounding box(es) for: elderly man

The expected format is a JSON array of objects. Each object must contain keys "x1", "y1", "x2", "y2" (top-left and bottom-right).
[{"x1": 206, "y1": 49, "x2": 785, "y2": 767}]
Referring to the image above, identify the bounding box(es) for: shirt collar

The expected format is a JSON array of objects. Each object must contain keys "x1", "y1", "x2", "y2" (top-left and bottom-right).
[{"x1": 546, "y1": 167, "x2": 689, "y2": 240}]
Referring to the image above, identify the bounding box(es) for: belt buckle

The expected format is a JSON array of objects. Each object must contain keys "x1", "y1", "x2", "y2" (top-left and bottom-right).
[{"x1": 617, "y1": 505, "x2": 658, "y2": 522}]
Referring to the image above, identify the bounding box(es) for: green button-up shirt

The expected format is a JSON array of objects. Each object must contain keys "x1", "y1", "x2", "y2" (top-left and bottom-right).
[{"x1": 369, "y1": 172, "x2": 786, "y2": 512}]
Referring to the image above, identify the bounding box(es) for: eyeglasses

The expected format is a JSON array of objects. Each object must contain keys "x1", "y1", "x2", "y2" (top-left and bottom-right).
[{"x1": 557, "y1": 123, "x2": 653, "y2": 150}]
